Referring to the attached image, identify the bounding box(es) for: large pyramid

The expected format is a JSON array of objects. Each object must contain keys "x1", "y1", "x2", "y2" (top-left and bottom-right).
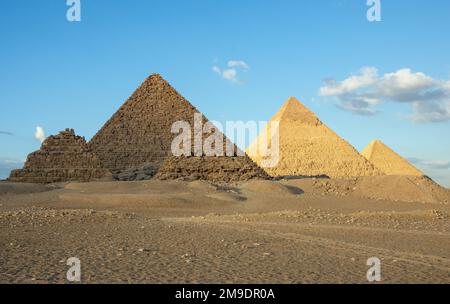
[
  {"x1": 89, "y1": 74, "x2": 201, "y2": 171},
  {"x1": 246, "y1": 97, "x2": 381, "y2": 178},
  {"x1": 9, "y1": 129, "x2": 109, "y2": 183},
  {"x1": 89, "y1": 74, "x2": 268, "y2": 181},
  {"x1": 361, "y1": 140, "x2": 423, "y2": 176}
]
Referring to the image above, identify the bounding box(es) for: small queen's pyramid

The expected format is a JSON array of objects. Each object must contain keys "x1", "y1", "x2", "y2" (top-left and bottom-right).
[
  {"x1": 247, "y1": 97, "x2": 380, "y2": 178},
  {"x1": 9, "y1": 129, "x2": 108, "y2": 183},
  {"x1": 361, "y1": 140, "x2": 423, "y2": 176}
]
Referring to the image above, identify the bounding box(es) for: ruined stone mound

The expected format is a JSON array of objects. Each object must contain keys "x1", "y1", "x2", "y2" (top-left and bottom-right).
[
  {"x1": 247, "y1": 97, "x2": 381, "y2": 178},
  {"x1": 9, "y1": 129, "x2": 109, "y2": 184},
  {"x1": 111, "y1": 163, "x2": 159, "y2": 181},
  {"x1": 361, "y1": 140, "x2": 423, "y2": 176},
  {"x1": 89, "y1": 73, "x2": 267, "y2": 182},
  {"x1": 155, "y1": 156, "x2": 268, "y2": 183}
]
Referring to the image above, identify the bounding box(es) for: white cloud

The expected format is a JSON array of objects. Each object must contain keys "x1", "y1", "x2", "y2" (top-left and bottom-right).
[
  {"x1": 213, "y1": 60, "x2": 250, "y2": 83},
  {"x1": 212, "y1": 66, "x2": 221, "y2": 74},
  {"x1": 409, "y1": 158, "x2": 450, "y2": 170},
  {"x1": 0, "y1": 158, "x2": 24, "y2": 180},
  {"x1": 0, "y1": 158, "x2": 24, "y2": 166},
  {"x1": 222, "y1": 68, "x2": 238, "y2": 81},
  {"x1": 408, "y1": 157, "x2": 450, "y2": 188},
  {"x1": 319, "y1": 67, "x2": 450, "y2": 122},
  {"x1": 424, "y1": 160, "x2": 450, "y2": 170},
  {"x1": 409, "y1": 100, "x2": 450, "y2": 123},
  {"x1": 408, "y1": 158, "x2": 450, "y2": 187},
  {"x1": 376, "y1": 69, "x2": 437, "y2": 97},
  {"x1": 319, "y1": 67, "x2": 378, "y2": 96},
  {"x1": 213, "y1": 66, "x2": 239, "y2": 83},
  {"x1": 35, "y1": 126, "x2": 45, "y2": 143},
  {"x1": 228, "y1": 60, "x2": 250, "y2": 70},
  {"x1": 335, "y1": 98, "x2": 379, "y2": 116}
]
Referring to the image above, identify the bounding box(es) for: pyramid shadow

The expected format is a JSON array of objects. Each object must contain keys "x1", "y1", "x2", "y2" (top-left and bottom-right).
[
  {"x1": 283, "y1": 185, "x2": 304, "y2": 195},
  {"x1": 214, "y1": 184, "x2": 242, "y2": 194}
]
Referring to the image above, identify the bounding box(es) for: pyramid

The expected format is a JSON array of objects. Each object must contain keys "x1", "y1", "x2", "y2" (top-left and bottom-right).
[
  {"x1": 89, "y1": 74, "x2": 268, "y2": 181},
  {"x1": 361, "y1": 140, "x2": 423, "y2": 176},
  {"x1": 246, "y1": 97, "x2": 381, "y2": 178},
  {"x1": 9, "y1": 129, "x2": 109, "y2": 183}
]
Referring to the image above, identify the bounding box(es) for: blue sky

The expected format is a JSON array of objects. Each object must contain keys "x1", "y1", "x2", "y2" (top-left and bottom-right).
[{"x1": 1, "y1": 0, "x2": 449, "y2": 186}]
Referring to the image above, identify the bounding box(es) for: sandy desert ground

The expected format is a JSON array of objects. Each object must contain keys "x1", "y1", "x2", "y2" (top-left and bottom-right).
[{"x1": 1, "y1": 176, "x2": 449, "y2": 284}]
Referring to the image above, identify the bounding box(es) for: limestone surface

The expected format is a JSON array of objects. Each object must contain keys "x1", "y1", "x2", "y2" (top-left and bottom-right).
[
  {"x1": 89, "y1": 74, "x2": 202, "y2": 170},
  {"x1": 247, "y1": 97, "x2": 381, "y2": 178},
  {"x1": 361, "y1": 140, "x2": 423, "y2": 176}
]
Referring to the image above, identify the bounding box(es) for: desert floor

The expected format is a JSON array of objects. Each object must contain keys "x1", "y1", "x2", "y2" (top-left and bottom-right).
[{"x1": 1, "y1": 177, "x2": 449, "y2": 284}]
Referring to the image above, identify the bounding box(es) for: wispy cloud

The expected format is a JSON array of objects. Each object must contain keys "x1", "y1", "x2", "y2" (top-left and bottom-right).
[
  {"x1": 35, "y1": 126, "x2": 46, "y2": 143},
  {"x1": 319, "y1": 67, "x2": 450, "y2": 123},
  {"x1": 0, "y1": 158, "x2": 24, "y2": 166},
  {"x1": 227, "y1": 60, "x2": 250, "y2": 70},
  {"x1": 408, "y1": 157, "x2": 450, "y2": 188},
  {"x1": 409, "y1": 158, "x2": 450, "y2": 170},
  {"x1": 0, "y1": 158, "x2": 24, "y2": 180},
  {"x1": 212, "y1": 60, "x2": 250, "y2": 83},
  {"x1": 0, "y1": 130, "x2": 14, "y2": 136}
]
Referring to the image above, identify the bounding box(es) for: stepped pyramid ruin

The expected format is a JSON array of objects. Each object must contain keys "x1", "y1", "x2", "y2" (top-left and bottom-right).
[
  {"x1": 89, "y1": 74, "x2": 268, "y2": 182},
  {"x1": 9, "y1": 129, "x2": 109, "y2": 183},
  {"x1": 246, "y1": 97, "x2": 381, "y2": 178},
  {"x1": 361, "y1": 140, "x2": 423, "y2": 176}
]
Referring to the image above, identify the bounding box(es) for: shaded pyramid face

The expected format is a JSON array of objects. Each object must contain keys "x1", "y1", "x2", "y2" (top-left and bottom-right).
[
  {"x1": 9, "y1": 129, "x2": 108, "y2": 183},
  {"x1": 247, "y1": 97, "x2": 381, "y2": 178},
  {"x1": 89, "y1": 74, "x2": 203, "y2": 170},
  {"x1": 361, "y1": 140, "x2": 423, "y2": 176},
  {"x1": 89, "y1": 74, "x2": 268, "y2": 181}
]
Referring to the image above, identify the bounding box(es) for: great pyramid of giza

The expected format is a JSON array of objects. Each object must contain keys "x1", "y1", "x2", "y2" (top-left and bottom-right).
[
  {"x1": 89, "y1": 74, "x2": 268, "y2": 181},
  {"x1": 9, "y1": 129, "x2": 109, "y2": 183},
  {"x1": 361, "y1": 140, "x2": 423, "y2": 176},
  {"x1": 246, "y1": 97, "x2": 381, "y2": 178}
]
